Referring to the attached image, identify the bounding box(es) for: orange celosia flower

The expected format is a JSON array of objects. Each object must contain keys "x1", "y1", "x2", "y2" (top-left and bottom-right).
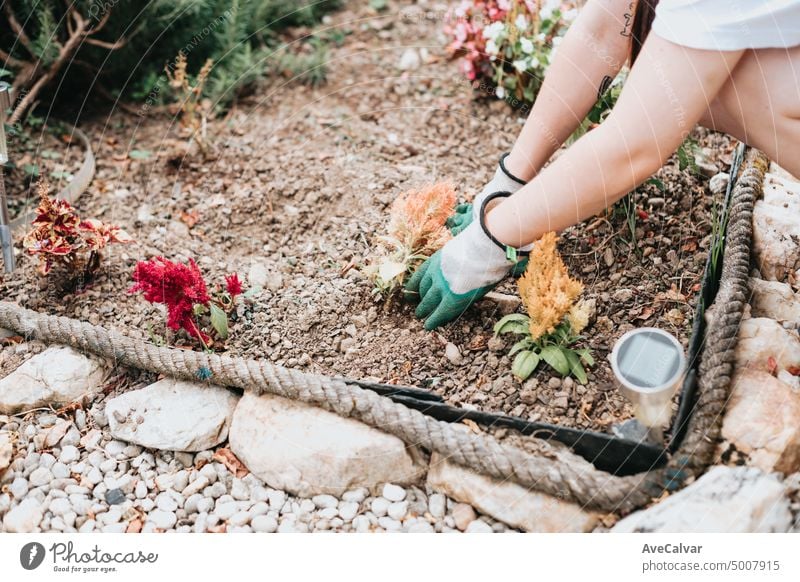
[
  {"x1": 518, "y1": 232, "x2": 583, "y2": 341},
  {"x1": 388, "y1": 182, "x2": 456, "y2": 258},
  {"x1": 372, "y1": 182, "x2": 456, "y2": 292}
]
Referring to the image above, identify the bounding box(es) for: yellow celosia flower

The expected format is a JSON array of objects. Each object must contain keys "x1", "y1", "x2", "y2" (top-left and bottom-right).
[
  {"x1": 567, "y1": 299, "x2": 592, "y2": 334},
  {"x1": 517, "y1": 232, "x2": 583, "y2": 341}
]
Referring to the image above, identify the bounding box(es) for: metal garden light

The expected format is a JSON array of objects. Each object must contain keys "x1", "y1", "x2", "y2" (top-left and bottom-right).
[
  {"x1": 610, "y1": 327, "x2": 686, "y2": 443},
  {"x1": 0, "y1": 81, "x2": 14, "y2": 273}
]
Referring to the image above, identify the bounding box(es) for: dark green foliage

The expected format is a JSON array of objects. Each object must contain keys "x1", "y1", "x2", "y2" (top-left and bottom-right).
[{"x1": 0, "y1": 0, "x2": 342, "y2": 118}]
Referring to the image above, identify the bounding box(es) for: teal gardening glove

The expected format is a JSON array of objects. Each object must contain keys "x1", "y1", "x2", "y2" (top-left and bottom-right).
[
  {"x1": 407, "y1": 192, "x2": 530, "y2": 330},
  {"x1": 446, "y1": 153, "x2": 528, "y2": 235}
]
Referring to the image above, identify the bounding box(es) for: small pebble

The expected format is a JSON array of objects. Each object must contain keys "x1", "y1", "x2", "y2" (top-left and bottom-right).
[
  {"x1": 382, "y1": 483, "x2": 406, "y2": 502},
  {"x1": 105, "y1": 488, "x2": 126, "y2": 506}
]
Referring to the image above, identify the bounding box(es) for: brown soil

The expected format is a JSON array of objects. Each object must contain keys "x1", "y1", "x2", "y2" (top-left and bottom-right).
[{"x1": 0, "y1": 0, "x2": 734, "y2": 435}]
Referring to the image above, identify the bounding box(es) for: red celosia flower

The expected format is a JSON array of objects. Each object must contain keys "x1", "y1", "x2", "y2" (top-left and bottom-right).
[
  {"x1": 129, "y1": 257, "x2": 211, "y2": 342},
  {"x1": 225, "y1": 273, "x2": 243, "y2": 298}
]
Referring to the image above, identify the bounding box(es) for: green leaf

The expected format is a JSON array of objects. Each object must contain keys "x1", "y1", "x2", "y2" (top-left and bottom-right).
[
  {"x1": 210, "y1": 304, "x2": 229, "y2": 339},
  {"x1": 576, "y1": 348, "x2": 595, "y2": 367},
  {"x1": 23, "y1": 163, "x2": 39, "y2": 177},
  {"x1": 369, "y1": 0, "x2": 388, "y2": 11},
  {"x1": 243, "y1": 286, "x2": 261, "y2": 298},
  {"x1": 512, "y1": 350, "x2": 540, "y2": 381},
  {"x1": 646, "y1": 177, "x2": 666, "y2": 192},
  {"x1": 129, "y1": 149, "x2": 152, "y2": 160},
  {"x1": 193, "y1": 304, "x2": 208, "y2": 316},
  {"x1": 508, "y1": 339, "x2": 532, "y2": 357},
  {"x1": 493, "y1": 313, "x2": 530, "y2": 335},
  {"x1": 564, "y1": 350, "x2": 588, "y2": 384},
  {"x1": 540, "y1": 345, "x2": 570, "y2": 376}
]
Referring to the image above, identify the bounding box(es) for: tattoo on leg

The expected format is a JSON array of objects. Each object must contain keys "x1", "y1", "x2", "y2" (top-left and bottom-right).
[
  {"x1": 598, "y1": 75, "x2": 613, "y2": 100},
  {"x1": 620, "y1": 2, "x2": 634, "y2": 37}
]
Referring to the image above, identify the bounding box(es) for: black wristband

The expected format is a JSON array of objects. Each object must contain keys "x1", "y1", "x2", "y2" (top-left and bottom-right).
[
  {"x1": 478, "y1": 191, "x2": 531, "y2": 259},
  {"x1": 498, "y1": 153, "x2": 527, "y2": 186}
]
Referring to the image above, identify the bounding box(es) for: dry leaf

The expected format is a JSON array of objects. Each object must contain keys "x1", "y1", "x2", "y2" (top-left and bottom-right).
[
  {"x1": 44, "y1": 420, "x2": 71, "y2": 448},
  {"x1": 180, "y1": 210, "x2": 200, "y2": 228},
  {"x1": 212, "y1": 448, "x2": 249, "y2": 478},
  {"x1": 635, "y1": 306, "x2": 655, "y2": 321}
]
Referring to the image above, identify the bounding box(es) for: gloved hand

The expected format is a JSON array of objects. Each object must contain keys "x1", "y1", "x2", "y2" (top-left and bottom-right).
[
  {"x1": 407, "y1": 196, "x2": 529, "y2": 330},
  {"x1": 446, "y1": 153, "x2": 527, "y2": 235}
]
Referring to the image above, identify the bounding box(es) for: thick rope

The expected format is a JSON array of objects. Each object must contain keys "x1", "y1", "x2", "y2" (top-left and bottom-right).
[
  {"x1": 666, "y1": 148, "x2": 766, "y2": 482},
  {"x1": 0, "y1": 150, "x2": 762, "y2": 513}
]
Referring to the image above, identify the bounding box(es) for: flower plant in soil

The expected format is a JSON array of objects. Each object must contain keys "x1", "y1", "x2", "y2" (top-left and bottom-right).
[
  {"x1": 22, "y1": 181, "x2": 133, "y2": 284},
  {"x1": 129, "y1": 257, "x2": 247, "y2": 349},
  {"x1": 494, "y1": 232, "x2": 594, "y2": 383},
  {"x1": 367, "y1": 182, "x2": 456, "y2": 296},
  {"x1": 445, "y1": 0, "x2": 623, "y2": 128}
]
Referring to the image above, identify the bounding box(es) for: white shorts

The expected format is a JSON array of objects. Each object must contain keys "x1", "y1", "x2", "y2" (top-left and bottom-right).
[{"x1": 652, "y1": 0, "x2": 800, "y2": 50}]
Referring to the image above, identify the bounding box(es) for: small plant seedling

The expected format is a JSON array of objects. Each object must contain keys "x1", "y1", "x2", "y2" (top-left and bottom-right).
[
  {"x1": 23, "y1": 181, "x2": 134, "y2": 284},
  {"x1": 367, "y1": 182, "x2": 456, "y2": 296}
]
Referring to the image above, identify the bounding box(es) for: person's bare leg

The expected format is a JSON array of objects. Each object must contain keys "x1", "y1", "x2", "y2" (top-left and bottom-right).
[{"x1": 700, "y1": 46, "x2": 800, "y2": 176}]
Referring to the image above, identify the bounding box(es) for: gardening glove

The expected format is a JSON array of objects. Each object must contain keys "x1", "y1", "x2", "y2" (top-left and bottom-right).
[
  {"x1": 446, "y1": 152, "x2": 527, "y2": 235},
  {"x1": 407, "y1": 193, "x2": 530, "y2": 330}
]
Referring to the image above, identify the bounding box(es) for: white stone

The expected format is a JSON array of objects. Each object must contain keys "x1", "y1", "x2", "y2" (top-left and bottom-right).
[
  {"x1": 750, "y1": 278, "x2": 800, "y2": 321},
  {"x1": 29, "y1": 467, "x2": 53, "y2": 487},
  {"x1": 105, "y1": 379, "x2": 239, "y2": 452},
  {"x1": 720, "y1": 369, "x2": 800, "y2": 474},
  {"x1": 338, "y1": 501, "x2": 359, "y2": 521},
  {"x1": 228, "y1": 393, "x2": 426, "y2": 497},
  {"x1": 230, "y1": 479, "x2": 250, "y2": 501},
  {"x1": 9, "y1": 478, "x2": 28, "y2": 499},
  {"x1": 267, "y1": 490, "x2": 286, "y2": 510},
  {"x1": 735, "y1": 318, "x2": 800, "y2": 374},
  {"x1": 397, "y1": 48, "x2": 420, "y2": 71},
  {"x1": 342, "y1": 488, "x2": 368, "y2": 503},
  {"x1": 484, "y1": 292, "x2": 522, "y2": 315},
  {"x1": 445, "y1": 343, "x2": 463, "y2": 364},
  {"x1": 3, "y1": 498, "x2": 43, "y2": 532},
  {"x1": 753, "y1": 200, "x2": 800, "y2": 282},
  {"x1": 147, "y1": 509, "x2": 177, "y2": 530},
  {"x1": 59, "y1": 445, "x2": 80, "y2": 465},
  {"x1": 428, "y1": 493, "x2": 446, "y2": 518},
  {"x1": 427, "y1": 452, "x2": 597, "y2": 533},
  {"x1": 156, "y1": 493, "x2": 178, "y2": 512},
  {"x1": 247, "y1": 262, "x2": 269, "y2": 288},
  {"x1": 763, "y1": 172, "x2": 800, "y2": 211},
  {"x1": 612, "y1": 466, "x2": 792, "y2": 533},
  {"x1": 387, "y1": 501, "x2": 408, "y2": 520},
  {"x1": 371, "y1": 497, "x2": 390, "y2": 517},
  {"x1": 0, "y1": 347, "x2": 106, "y2": 414},
  {"x1": 252, "y1": 515, "x2": 278, "y2": 533},
  {"x1": 382, "y1": 483, "x2": 406, "y2": 502}
]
